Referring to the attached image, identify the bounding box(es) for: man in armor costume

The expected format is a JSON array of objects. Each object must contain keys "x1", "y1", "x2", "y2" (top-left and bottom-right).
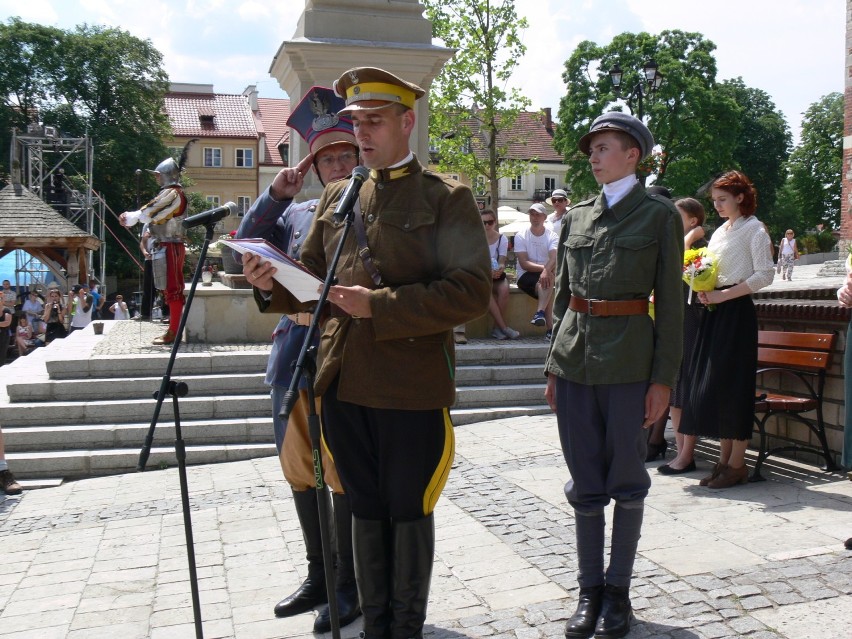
[
  {"x1": 120, "y1": 142, "x2": 193, "y2": 345},
  {"x1": 237, "y1": 87, "x2": 361, "y2": 632}
]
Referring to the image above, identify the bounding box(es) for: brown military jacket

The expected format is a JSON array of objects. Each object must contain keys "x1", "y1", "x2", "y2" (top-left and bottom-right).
[{"x1": 263, "y1": 156, "x2": 491, "y2": 410}]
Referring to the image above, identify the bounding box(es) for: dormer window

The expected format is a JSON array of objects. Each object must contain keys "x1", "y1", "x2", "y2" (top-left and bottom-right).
[{"x1": 197, "y1": 104, "x2": 215, "y2": 127}]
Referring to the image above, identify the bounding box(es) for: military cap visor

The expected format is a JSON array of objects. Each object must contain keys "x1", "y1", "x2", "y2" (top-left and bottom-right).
[
  {"x1": 578, "y1": 112, "x2": 654, "y2": 160},
  {"x1": 334, "y1": 67, "x2": 425, "y2": 113}
]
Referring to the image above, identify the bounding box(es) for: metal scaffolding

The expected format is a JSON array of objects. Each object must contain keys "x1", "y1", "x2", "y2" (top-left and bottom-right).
[{"x1": 8, "y1": 124, "x2": 106, "y2": 290}]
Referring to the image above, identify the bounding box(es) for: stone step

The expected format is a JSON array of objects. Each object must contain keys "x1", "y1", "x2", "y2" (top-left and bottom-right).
[
  {"x1": 3, "y1": 417, "x2": 273, "y2": 453},
  {"x1": 9, "y1": 364, "x2": 546, "y2": 403},
  {"x1": 45, "y1": 350, "x2": 271, "y2": 380},
  {"x1": 455, "y1": 383, "x2": 547, "y2": 408},
  {"x1": 7, "y1": 443, "x2": 276, "y2": 480}
]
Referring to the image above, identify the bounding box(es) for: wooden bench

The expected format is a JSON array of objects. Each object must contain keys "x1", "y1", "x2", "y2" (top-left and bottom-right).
[{"x1": 752, "y1": 330, "x2": 840, "y2": 480}]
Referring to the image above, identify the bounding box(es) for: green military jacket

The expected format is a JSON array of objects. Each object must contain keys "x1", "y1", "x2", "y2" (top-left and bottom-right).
[
  {"x1": 545, "y1": 183, "x2": 684, "y2": 387},
  {"x1": 263, "y1": 156, "x2": 491, "y2": 410}
]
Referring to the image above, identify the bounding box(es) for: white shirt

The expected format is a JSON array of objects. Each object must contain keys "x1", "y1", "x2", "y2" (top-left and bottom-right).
[
  {"x1": 111, "y1": 301, "x2": 129, "y2": 320},
  {"x1": 514, "y1": 226, "x2": 558, "y2": 279},
  {"x1": 603, "y1": 174, "x2": 639, "y2": 207},
  {"x1": 707, "y1": 215, "x2": 775, "y2": 293},
  {"x1": 546, "y1": 212, "x2": 566, "y2": 237},
  {"x1": 780, "y1": 237, "x2": 797, "y2": 256}
]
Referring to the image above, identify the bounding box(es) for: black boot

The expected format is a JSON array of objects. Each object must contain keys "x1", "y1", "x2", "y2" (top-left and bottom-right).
[
  {"x1": 354, "y1": 516, "x2": 393, "y2": 639},
  {"x1": 314, "y1": 493, "x2": 362, "y2": 632},
  {"x1": 274, "y1": 489, "x2": 328, "y2": 618},
  {"x1": 564, "y1": 585, "x2": 604, "y2": 638},
  {"x1": 593, "y1": 585, "x2": 633, "y2": 639},
  {"x1": 390, "y1": 515, "x2": 434, "y2": 639}
]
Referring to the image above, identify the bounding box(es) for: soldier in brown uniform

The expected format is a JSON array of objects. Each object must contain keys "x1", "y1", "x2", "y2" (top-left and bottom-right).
[{"x1": 243, "y1": 67, "x2": 492, "y2": 639}]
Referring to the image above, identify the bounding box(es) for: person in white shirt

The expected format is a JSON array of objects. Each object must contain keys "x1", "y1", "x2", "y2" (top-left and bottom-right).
[
  {"x1": 678, "y1": 170, "x2": 774, "y2": 489},
  {"x1": 778, "y1": 229, "x2": 799, "y2": 281},
  {"x1": 110, "y1": 295, "x2": 129, "y2": 320},
  {"x1": 545, "y1": 189, "x2": 571, "y2": 236},
  {"x1": 514, "y1": 203, "x2": 559, "y2": 339}
]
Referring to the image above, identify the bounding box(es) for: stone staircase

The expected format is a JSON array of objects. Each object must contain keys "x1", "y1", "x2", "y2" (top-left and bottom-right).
[{"x1": 2, "y1": 338, "x2": 550, "y2": 482}]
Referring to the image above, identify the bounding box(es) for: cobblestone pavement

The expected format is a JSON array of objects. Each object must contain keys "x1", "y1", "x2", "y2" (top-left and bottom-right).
[
  {"x1": 1, "y1": 263, "x2": 850, "y2": 638},
  {"x1": 1, "y1": 415, "x2": 851, "y2": 638}
]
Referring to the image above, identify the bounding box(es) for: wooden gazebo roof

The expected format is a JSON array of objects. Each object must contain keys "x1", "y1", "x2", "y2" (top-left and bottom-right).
[
  {"x1": 0, "y1": 183, "x2": 100, "y2": 285},
  {"x1": 0, "y1": 183, "x2": 100, "y2": 256}
]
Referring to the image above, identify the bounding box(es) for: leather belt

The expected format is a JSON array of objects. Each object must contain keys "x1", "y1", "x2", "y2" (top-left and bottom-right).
[
  {"x1": 286, "y1": 312, "x2": 313, "y2": 326},
  {"x1": 569, "y1": 295, "x2": 649, "y2": 317}
]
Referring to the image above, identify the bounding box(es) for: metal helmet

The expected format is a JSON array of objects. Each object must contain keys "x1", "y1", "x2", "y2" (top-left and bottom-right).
[{"x1": 148, "y1": 157, "x2": 181, "y2": 186}]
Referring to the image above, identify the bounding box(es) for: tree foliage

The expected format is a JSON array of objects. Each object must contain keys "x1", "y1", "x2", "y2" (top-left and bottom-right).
[
  {"x1": 717, "y1": 78, "x2": 791, "y2": 227},
  {"x1": 554, "y1": 30, "x2": 742, "y2": 200},
  {"x1": 424, "y1": 0, "x2": 532, "y2": 210},
  {"x1": 0, "y1": 18, "x2": 171, "y2": 279},
  {"x1": 785, "y1": 92, "x2": 842, "y2": 230}
]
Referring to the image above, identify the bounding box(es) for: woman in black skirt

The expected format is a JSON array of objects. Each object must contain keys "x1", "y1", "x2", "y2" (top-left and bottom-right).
[
  {"x1": 679, "y1": 171, "x2": 775, "y2": 489},
  {"x1": 656, "y1": 197, "x2": 708, "y2": 474}
]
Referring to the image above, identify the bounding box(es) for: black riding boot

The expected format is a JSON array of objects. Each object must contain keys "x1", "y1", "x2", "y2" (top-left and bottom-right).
[
  {"x1": 390, "y1": 515, "x2": 434, "y2": 639},
  {"x1": 354, "y1": 516, "x2": 393, "y2": 639},
  {"x1": 314, "y1": 493, "x2": 362, "y2": 632},
  {"x1": 593, "y1": 584, "x2": 633, "y2": 639},
  {"x1": 274, "y1": 489, "x2": 328, "y2": 618},
  {"x1": 564, "y1": 585, "x2": 604, "y2": 638}
]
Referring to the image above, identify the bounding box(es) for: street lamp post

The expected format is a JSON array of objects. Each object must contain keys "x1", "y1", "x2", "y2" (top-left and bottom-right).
[{"x1": 608, "y1": 59, "x2": 664, "y2": 120}]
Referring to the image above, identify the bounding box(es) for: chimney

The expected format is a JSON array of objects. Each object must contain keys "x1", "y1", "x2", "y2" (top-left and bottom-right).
[
  {"x1": 243, "y1": 85, "x2": 259, "y2": 112},
  {"x1": 541, "y1": 107, "x2": 553, "y2": 133}
]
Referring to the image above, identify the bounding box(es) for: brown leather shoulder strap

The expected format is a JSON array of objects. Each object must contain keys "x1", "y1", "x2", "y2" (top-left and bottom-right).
[{"x1": 353, "y1": 200, "x2": 383, "y2": 287}]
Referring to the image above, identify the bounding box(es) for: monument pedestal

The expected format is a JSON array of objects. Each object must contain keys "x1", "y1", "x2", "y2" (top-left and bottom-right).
[{"x1": 184, "y1": 279, "x2": 279, "y2": 344}]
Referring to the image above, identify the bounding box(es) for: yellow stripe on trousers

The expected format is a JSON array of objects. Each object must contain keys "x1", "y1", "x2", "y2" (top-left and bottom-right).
[{"x1": 422, "y1": 408, "x2": 455, "y2": 516}]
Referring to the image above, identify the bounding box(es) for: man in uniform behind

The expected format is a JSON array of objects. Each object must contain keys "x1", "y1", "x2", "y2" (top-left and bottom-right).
[
  {"x1": 237, "y1": 86, "x2": 361, "y2": 632},
  {"x1": 242, "y1": 67, "x2": 492, "y2": 639}
]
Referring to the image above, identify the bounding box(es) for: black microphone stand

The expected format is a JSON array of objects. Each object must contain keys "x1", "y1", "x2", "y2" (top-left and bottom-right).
[
  {"x1": 136, "y1": 220, "x2": 219, "y2": 639},
  {"x1": 279, "y1": 206, "x2": 359, "y2": 639}
]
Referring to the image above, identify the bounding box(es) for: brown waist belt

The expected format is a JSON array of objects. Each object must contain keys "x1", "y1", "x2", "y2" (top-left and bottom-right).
[
  {"x1": 569, "y1": 295, "x2": 649, "y2": 317},
  {"x1": 286, "y1": 312, "x2": 313, "y2": 326}
]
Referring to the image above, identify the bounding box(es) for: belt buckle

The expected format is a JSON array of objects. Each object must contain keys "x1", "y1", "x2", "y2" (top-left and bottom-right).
[{"x1": 587, "y1": 298, "x2": 603, "y2": 316}]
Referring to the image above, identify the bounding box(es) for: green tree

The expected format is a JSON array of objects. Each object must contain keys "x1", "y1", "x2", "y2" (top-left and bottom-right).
[
  {"x1": 424, "y1": 0, "x2": 532, "y2": 211},
  {"x1": 786, "y1": 92, "x2": 842, "y2": 230},
  {"x1": 554, "y1": 30, "x2": 740, "y2": 199},
  {"x1": 718, "y1": 78, "x2": 791, "y2": 224},
  {"x1": 0, "y1": 18, "x2": 171, "y2": 279}
]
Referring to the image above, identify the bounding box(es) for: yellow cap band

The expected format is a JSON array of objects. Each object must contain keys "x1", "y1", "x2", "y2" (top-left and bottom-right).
[{"x1": 346, "y1": 81, "x2": 416, "y2": 109}]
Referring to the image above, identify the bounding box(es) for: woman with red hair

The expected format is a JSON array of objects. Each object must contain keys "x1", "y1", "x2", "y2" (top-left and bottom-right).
[{"x1": 678, "y1": 171, "x2": 775, "y2": 489}]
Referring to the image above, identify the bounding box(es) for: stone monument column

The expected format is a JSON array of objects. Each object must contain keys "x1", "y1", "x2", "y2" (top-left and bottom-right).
[{"x1": 268, "y1": 0, "x2": 452, "y2": 198}]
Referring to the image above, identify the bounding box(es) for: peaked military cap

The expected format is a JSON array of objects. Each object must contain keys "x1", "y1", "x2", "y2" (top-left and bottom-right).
[
  {"x1": 333, "y1": 67, "x2": 425, "y2": 113},
  {"x1": 579, "y1": 111, "x2": 655, "y2": 160},
  {"x1": 286, "y1": 86, "x2": 356, "y2": 155}
]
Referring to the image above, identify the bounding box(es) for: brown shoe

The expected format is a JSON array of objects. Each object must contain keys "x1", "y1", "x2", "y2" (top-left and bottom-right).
[
  {"x1": 699, "y1": 463, "x2": 727, "y2": 487},
  {"x1": 707, "y1": 464, "x2": 748, "y2": 489},
  {"x1": 0, "y1": 469, "x2": 22, "y2": 495},
  {"x1": 152, "y1": 330, "x2": 175, "y2": 345}
]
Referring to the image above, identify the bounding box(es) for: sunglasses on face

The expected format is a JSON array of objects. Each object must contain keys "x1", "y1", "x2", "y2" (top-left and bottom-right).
[
  {"x1": 551, "y1": 198, "x2": 566, "y2": 203},
  {"x1": 483, "y1": 219, "x2": 495, "y2": 226}
]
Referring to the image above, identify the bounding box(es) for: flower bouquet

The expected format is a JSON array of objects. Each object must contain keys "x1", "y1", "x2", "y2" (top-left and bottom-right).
[{"x1": 682, "y1": 247, "x2": 718, "y2": 304}]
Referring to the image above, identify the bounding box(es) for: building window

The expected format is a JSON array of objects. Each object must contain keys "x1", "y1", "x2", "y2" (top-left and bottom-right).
[
  {"x1": 235, "y1": 148, "x2": 254, "y2": 168},
  {"x1": 544, "y1": 176, "x2": 556, "y2": 192},
  {"x1": 168, "y1": 146, "x2": 182, "y2": 160},
  {"x1": 203, "y1": 148, "x2": 222, "y2": 167},
  {"x1": 278, "y1": 143, "x2": 289, "y2": 166},
  {"x1": 237, "y1": 196, "x2": 251, "y2": 216},
  {"x1": 206, "y1": 195, "x2": 220, "y2": 207},
  {"x1": 510, "y1": 175, "x2": 524, "y2": 191}
]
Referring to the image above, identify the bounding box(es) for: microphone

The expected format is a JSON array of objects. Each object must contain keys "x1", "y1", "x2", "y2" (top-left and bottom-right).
[
  {"x1": 182, "y1": 201, "x2": 237, "y2": 229},
  {"x1": 332, "y1": 166, "x2": 370, "y2": 223}
]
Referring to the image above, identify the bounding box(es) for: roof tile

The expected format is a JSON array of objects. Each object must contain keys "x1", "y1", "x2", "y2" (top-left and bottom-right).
[{"x1": 165, "y1": 93, "x2": 258, "y2": 138}]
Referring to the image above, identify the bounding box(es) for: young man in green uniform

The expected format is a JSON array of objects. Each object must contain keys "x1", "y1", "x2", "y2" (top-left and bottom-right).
[
  {"x1": 243, "y1": 67, "x2": 492, "y2": 639},
  {"x1": 544, "y1": 112, "x2": 683, "y2": 638}
]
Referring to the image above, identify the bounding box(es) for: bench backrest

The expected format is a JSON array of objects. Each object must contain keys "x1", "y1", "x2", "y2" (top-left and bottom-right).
[{"x1": 757, "y1": 331, "x2": 836, "y2": 374}]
